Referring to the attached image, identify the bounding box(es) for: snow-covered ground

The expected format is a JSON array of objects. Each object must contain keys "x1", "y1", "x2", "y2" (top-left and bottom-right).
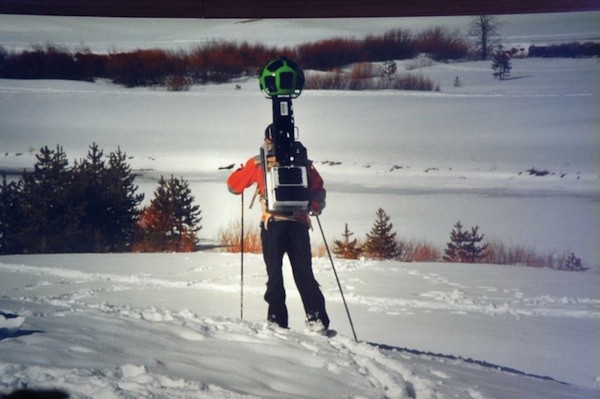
[
  {"x1": 1, "y1": 253, "x2": 599, "y2": 398},
  {"x1": 0, "y1": 11, "x2": 599, "y2": 399}
]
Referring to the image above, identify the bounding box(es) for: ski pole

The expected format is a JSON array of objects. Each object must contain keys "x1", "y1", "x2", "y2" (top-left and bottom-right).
[
  {"x1": 315, "y1": 215, "x2": 358, "y2": 342},
  {"x1": 240, "y1": 191, "x2": 244, "y2": 320}
]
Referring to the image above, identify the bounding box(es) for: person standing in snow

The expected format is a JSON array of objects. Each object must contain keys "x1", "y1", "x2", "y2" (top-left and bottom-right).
[{"x1": 226, "y1": 132, "x2": 330, "y2": 333}]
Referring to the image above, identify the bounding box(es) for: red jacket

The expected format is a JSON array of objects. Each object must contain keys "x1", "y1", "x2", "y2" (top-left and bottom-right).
[{"x1": 227, "y1": 155, "x2": 326, "y2": 225}]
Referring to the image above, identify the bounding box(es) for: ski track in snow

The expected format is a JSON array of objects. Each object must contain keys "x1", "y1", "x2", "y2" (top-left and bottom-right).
[
  {"x1": 0, "y1": 275, "x2": 422, "y2": 399},
  {"x1": 0, "y1": 300, "x2": 592, "y2": 399},
  {"x1": 2, "y1": 260, "x2": 598, "y2": 321},
  {"x1": 313, "y1": 261, "x2": 600, "y2": 320},
  {"x1": 0, "y1": 300, "x2": 531, "y2": 399}
]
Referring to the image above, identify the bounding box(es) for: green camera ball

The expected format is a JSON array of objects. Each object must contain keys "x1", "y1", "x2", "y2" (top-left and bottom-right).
[{"x1": 259, "y1": 58, "x2": 305, "y2": 98}]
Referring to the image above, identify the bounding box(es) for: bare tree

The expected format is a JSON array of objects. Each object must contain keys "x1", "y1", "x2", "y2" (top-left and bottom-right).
[{"x1": 469, "y1": 15, "x2": 502, "y2": 60}]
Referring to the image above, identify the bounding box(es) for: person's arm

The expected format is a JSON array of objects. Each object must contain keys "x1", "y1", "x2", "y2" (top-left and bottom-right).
[
  {"x1": 227, "y1": 157, "x2": 261, "y2": 195},
  {"x1": 308, "y1": 162, "x2": 326, "y2": 215}
]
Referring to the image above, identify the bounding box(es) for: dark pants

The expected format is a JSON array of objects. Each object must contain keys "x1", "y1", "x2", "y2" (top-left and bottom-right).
[{"x1": 261, "y1": 220, "x2": 329, "y2": 329}]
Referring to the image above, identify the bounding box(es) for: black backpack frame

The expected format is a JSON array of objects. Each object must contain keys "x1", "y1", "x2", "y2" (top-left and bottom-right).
[{"x1": 261, "y1": 96, "x2": 310, "y2": 213}]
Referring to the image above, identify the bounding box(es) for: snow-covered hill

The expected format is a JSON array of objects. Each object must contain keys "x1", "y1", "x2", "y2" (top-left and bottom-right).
[
  {"x1": 1, "y1": 12, "x2": 598, "y2": 53},
  {"x1": 0, "y1": 11, "x2": 599, "y2": 398}
]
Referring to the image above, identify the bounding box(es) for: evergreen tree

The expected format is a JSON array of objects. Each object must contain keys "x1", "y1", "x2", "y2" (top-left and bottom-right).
[
  {"x1": 137, "y1": 175, "x2": 202, "y2": 252},
  {"x1": 19, "y1": 145, "x2": 82, "y2": 253},
  {"x1": 333, "y1": 223, "x2": 363, "y2": 259},
  {"x1": 105, "y1": 147, "x2": 144, "y2": 251},
  {"x1": 73, "y1": 144, "x2": 143, "y2": 252},
  {"x1": 75, "y1": 142, "x2": 109, "y2": 251},
  {"x1": 492, "y1": 45, "x2": 512, "y2": 80},
  {"x1": 0, "y1": 175, "x2": 24, "y2": 254},
  {"x1": 443, "y1": 221, "x2": 467, "y2": 262},
  {"x1": 1, "y1": 143, "x2": 144, "y2": 254},
  {"x1": 443, "y1": 221, "x2": 489, "y2": 263},
  {"x1": 364, "y1": 208, "x2": 401, "y2": 260}
]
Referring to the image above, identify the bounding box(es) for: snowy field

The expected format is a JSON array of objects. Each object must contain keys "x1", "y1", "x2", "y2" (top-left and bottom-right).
[
  {"x1": 1, "y1": 253, "x2": 599, "y2": 398},
  {"x1": 0, "y1": 11, "x2": 599, "y2": 398}
]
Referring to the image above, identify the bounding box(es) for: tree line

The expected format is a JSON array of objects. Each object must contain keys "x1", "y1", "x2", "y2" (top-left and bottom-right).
[
  {"x1": 2, "y1": 15, "x2": 596, "y2": 90},
  {"x1": 0, "y1": 25, "x2": 471, "y2": 88},
  {"x1": 5, "y1": 148, "x2": 583, "y2": 271},
  {"x1": 0, "y1": 144, "x2": 202, "y2": 254},
  {"x1": 219, "y1": 206, "x2": 586, "y2": 271},
  {"x1": 332, "y1": 208, "x2": 586, "y2": 271}
]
